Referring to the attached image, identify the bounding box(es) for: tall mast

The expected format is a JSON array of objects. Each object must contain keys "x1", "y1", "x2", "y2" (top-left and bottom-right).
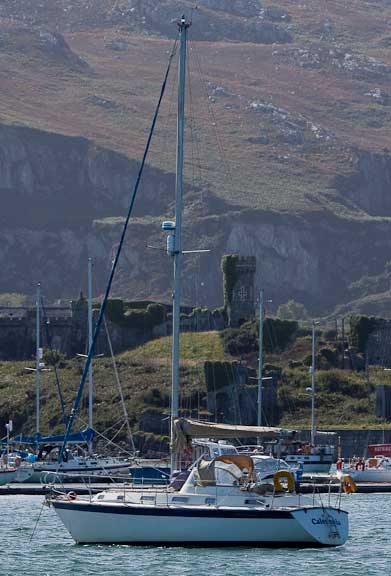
[
  {"x1": 170, "y1": 16, "x2": 190, "y2": 473},
  {"x1": 35, "y1": 282, "x2": 41, "y2": 437},
  {"x1": 257, "y1": 289, "x2": 264, "y2": 429},
  {"x1": 87, "y1": 257, "x2": 94, "y2": 452},
  {"x1": 310, "y1": 320, "x2": 316, "y2": 446}
]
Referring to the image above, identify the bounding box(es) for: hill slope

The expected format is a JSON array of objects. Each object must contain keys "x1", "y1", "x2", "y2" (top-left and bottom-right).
[{"x1": 1, "y1": 2, "x2": 391, "y2": 314}]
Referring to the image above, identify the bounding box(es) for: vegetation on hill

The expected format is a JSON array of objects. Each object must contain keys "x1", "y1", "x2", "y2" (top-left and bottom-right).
[{"x1": 1, "y1": 323, "x2": 390, "y2": 458}]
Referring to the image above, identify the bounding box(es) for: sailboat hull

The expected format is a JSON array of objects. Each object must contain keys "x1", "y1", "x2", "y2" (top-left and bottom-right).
[
  {"x1": 26, "y1": 460, "x2": 130, "y2": 483},
  {"x1": 0, "y1": 468, "x2": 17, "y2": 485},
  {"x1": 52, "y1": 500, "x2": 348, "y2": 547}
]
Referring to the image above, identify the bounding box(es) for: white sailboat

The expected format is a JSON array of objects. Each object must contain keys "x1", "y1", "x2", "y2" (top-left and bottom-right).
[
  {"x1": 0, "y1": 420, "x2": 33, "y2": 484},
  {"x1": 277, "y1": 321, "x2": 335, "y2": 473},
  {"x1": 19, "y1": 280, "x2": 130, "y2": 482},
  {"x1": 48, "y1": 16, "x2": 349, "y2": 546},
  {"x1": 339, "y1": 455, "x2": 391, "y2": 483}
]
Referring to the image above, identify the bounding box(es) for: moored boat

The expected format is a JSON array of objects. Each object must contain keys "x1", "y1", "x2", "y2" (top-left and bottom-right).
[
  {"x1": 338, "y1": 455, "x2": 391, "y2": 483},
  {"x1": 48, "y1": 15, "x2": 349, "y2": 547},
  {"x1": 50, "y1": 451, "x2": 348, "y2": 546}
]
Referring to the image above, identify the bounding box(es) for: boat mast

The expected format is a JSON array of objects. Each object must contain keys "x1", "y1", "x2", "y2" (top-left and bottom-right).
[
  {"x1": 87, "y1": 257, "x2": 94, "y2": 453},
  {"x1": 35, "y1": 282, "x2": 41, "y2": 438},
  {"x1": 170, "y1": 16, "x2": 190, "y2": 473},
  {"x1": 310, "y1": 320, "x2": 316, "y2": 446},
  {"x1": 257, "y1": 289, "x2": 264, "y2": 430}
]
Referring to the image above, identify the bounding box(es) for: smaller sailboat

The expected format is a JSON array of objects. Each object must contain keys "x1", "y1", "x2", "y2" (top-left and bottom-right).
[
  {"x1": 339, "y1": 455, "x2": 391, "y2": 483},
  {"x1": 15, "y1": 280, "x2": 130, "y2": 482},
  {"x1": 0, "y1": 421, "x2": 17, "y2": 485},
  {"x1": 337, "y1": 445, "x2": 391, "y2": 483},
  {"x1": 271, "y1": 321, "x2": 335, "y2": 473},
  {"x1": 0, "y1": 420, "x2": 33, "y2": 484}
]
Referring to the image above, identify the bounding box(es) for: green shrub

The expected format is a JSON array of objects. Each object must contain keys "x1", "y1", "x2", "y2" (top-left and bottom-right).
[
  {"x1": 317, "y1": 370, "x2": 368, "y2": 398},
  {"x1": 319, "y1": 347, "x2": 338, "y2": 367},
  {"x1": 146, "y1": 303, "x2": 166, "y2": 325},
  {"x1": 220, "y1": 318, "x2": 297, "y2": 356},
  {"x1": 288, "y1": 360, "x2": 303, "y2": 369},
  {"x1": 204, "y1": 361, "x2": 243, "y2": 392},
  {"x1": 140, "y1": 387, "x2": 170, "y2": 408},
  {"x1": 42, "y1": 349, "x2": 67, "y2": 368},
  {"x1": 277, "y1": 299, "x2": 309, "y2": 321},
  {"x1": 263, "y1": 318, "x2": 298, "y2": 352},
  {"x1": 104, "y1": 299, "x2": 124, "y2": 323},
  {"x1": 123, "y1": 303, "x2": 166, "y2": 330}
]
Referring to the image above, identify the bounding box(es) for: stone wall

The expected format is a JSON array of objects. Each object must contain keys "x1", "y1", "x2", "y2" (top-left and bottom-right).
[{"x1": 204, "y1": 360, "x2": 279, "y2": 426}]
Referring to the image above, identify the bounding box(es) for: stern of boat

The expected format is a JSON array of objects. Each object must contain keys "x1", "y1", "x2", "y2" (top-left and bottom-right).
[{"x1": 292, "y1": 506, "x2": 348, "y2": 547}]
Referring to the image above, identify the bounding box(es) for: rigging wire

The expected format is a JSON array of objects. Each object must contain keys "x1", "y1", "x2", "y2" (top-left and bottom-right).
[
  {"x1": 59, "y1": 37, "x2": 179, "y2": 461},
  {"x1": 190, "y1": 40, "x2": 237, "y2": 196},
  {"x1": 103, "y1": 314, "x2": 136, "y2": 454},
  {"x1": 40, "y1": 296, "x2": 68, "y2": 426}
]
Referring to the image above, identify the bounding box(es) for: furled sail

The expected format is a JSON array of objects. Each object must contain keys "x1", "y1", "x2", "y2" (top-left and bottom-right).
[
  {"x1": 11, "y1": 427, "x2": 95, "y2": 446},
  {"x1": 173, "y1": 417, "x2": 289, "y2": 452}
]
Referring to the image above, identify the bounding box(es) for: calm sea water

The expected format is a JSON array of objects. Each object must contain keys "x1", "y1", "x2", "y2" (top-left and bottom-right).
[{"x1": 1, "y1": 493, "x2": 389, "y2": 576}]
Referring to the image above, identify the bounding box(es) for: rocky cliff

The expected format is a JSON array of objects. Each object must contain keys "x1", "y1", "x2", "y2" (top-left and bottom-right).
[
  {"x1": 1, "y1": 1, "x2": 391, "y2": 315},
  {"x1": 2, "y1": 123, "x2": 391, "y2": 316}
]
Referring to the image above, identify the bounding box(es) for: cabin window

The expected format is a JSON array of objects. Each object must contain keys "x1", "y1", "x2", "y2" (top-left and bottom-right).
[
  {"x1": 97, "y1": 495, "x2": 104, "y2": 500},
  {"x1": 205, "y1": 497, "x2": 216, "y2": 505},
  {"x1": 117, "y1": 495, "x2": 124, "y2": 501},
  {"x1": 141, "y1": 496, "x2": 156, "y2": 502},
  {"x1": 172, "y1": 496, "x2": 188, "y2": 503},
  {"x1": 245, "y1": 499, "x2": 258, "y2": 505}
]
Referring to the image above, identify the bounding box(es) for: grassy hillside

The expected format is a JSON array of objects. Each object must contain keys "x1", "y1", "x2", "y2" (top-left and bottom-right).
[
  {"x1": 0, "y1": 3, "x2": 391, "y2": 217},
  {"x1": 1, "y1": 329, "x2": 390, "y2": 455}
]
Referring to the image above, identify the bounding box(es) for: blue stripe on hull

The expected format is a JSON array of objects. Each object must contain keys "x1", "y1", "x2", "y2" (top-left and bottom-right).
[{"x1": 53, "y1": 501, "x2": 294, "y2": 519}]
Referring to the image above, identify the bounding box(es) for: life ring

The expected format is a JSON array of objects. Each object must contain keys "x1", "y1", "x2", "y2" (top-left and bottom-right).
[
  {"x1": 342, "y1": 475, "x2": 357, "y2": 494},
  {"x1": 66, "y1": 491, "x2": 77, "y2": 502},
  {"x1": 273, "y1": 470, "x2": 295, "y2": 493}
]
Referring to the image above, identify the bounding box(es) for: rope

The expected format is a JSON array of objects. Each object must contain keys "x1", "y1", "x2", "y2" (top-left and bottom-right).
[
  {"x1": 103, "y1": 314, "x2": 136, "y2": 454},
  {"x1": 29, "y1": 500, "x2": 46, "y2": 543},
  {"x1": 40, "y1": 296, "x2": 68, "y2": 426},
  {"x1": 59, "y1": 38, "x2": 178, "y2": 462}
]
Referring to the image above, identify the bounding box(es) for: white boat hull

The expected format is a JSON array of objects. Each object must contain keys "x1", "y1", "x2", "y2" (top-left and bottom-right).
[
  {"x1": 52, "y1": 500, "x2": 348, "y2": 547},
  {"x1": 0, "y1": 468, "x2": 17, "y2": 485},
  {"x1": 345, "y1": 468, "x2": 391, "y2": 483}
]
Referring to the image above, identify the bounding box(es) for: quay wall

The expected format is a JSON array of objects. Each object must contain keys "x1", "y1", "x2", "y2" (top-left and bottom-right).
[{"x1": 297, "y1": 429, "x2": 391, "y2": 459}]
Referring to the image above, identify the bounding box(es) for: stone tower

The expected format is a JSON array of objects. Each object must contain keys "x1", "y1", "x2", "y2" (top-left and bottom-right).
[{"x1": 222, "y1": 255, "x2": 256, "y2": 327}]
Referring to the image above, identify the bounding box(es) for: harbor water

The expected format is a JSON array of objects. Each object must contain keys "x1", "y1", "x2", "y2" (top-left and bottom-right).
[{"x1": 1, "y1": 493, "x2": 389, "y2": 576}]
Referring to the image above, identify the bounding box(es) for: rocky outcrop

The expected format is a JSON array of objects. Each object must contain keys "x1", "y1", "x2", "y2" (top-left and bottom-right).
[
  {"x1": 197, "y1": 0, "x2": 261, "y2": 17},
  {"x1": 0, "y1": 0, "x2": 292, "y2": 44},
  {"x1": 0, "y1": 23, "x2": 90, "y2": 72},
  {"x1": 2, "y1": 124, "x2": 391, "y2": 315},
  {"x1": 335, "y1": 151, "x2": 391, "y2": 216},
  {"x1": 0, "y1": 124, "x2": 175, "y2": 229}
]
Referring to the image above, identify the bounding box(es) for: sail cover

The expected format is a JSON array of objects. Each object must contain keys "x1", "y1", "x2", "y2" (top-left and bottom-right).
[
  {"x1": 11, "y1": 427, "x2": 95, "y2": 446},
  {"x1": 173, "y1": 418, "x2": 285, "y2": 452}
]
